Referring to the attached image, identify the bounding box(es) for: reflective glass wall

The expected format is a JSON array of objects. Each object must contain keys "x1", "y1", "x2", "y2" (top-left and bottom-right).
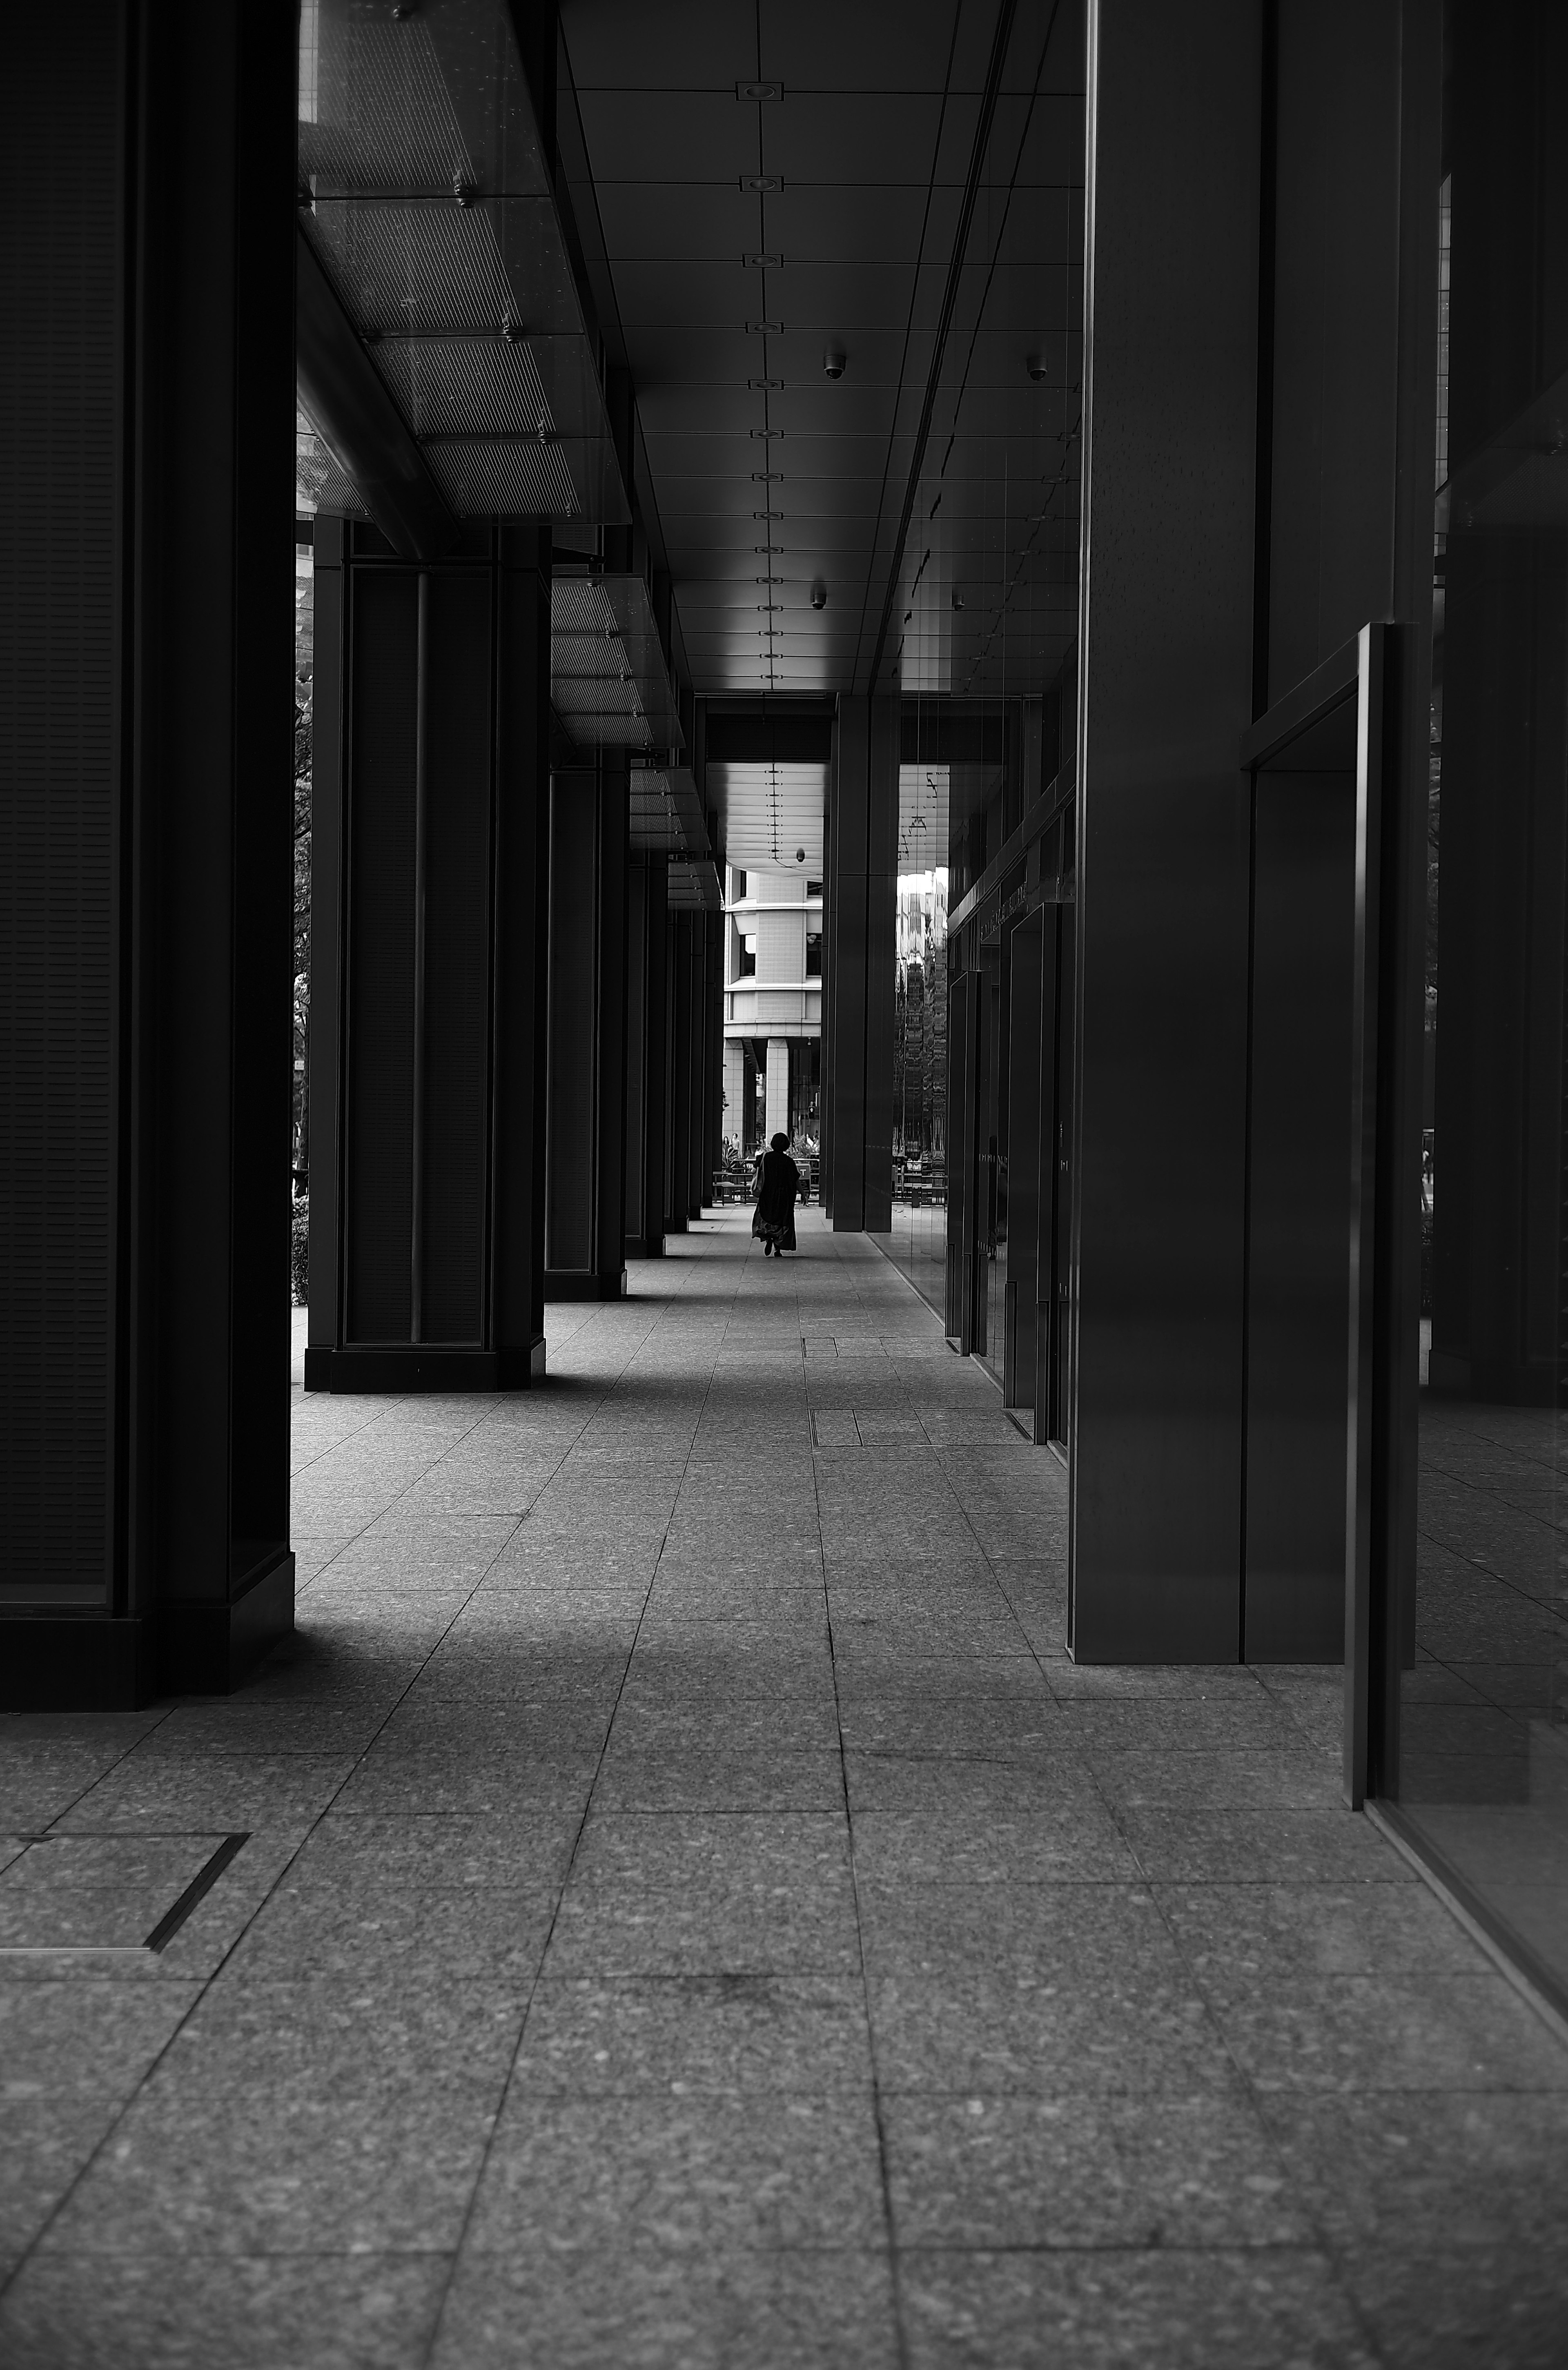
[{"x1": 1390, "y1": 0, "x2": 1568, "y2": 2005}]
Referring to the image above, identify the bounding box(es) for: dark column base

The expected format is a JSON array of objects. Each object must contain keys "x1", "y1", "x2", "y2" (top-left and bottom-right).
[
  {"x1": 305, "y1": 1341, "x2": 548, "y2": 1392},
  {"x1": 0, "y1": 1616, "x2": 152, "y2": 1712},
  {"x1": 0, "y1": 1555, "x2": 296, "y2": 1708},
  {"x1": 544, "y1": 1269, "x2": 628, "y2": 1301},
  {"x1": 625, "y1": 1234, "x2": 664, "y2": 1259},
  {"x1": 158, "y1": 1553, "x2": 296, "y2": 1696}
]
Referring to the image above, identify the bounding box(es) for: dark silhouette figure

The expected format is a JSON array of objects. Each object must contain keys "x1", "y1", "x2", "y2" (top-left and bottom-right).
[{"x1": 752, "y1": 1132, "x2": 799, "y2": 1258}]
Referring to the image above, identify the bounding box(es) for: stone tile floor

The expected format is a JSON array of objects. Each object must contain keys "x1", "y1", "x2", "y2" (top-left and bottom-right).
[{"x1": 2, "y1": 1209, "x2": 1566, "y2": 2366}]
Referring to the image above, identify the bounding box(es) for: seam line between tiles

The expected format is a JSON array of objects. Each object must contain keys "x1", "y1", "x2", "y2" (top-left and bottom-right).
[{"x1": 815, "y1": 1242, "x2": 915, "y2": 2370}]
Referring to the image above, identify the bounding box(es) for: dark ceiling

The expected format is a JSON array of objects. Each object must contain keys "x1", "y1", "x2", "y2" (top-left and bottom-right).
[{"x1": 558, "y1": 0, "x2": 1085, "y2": 704}]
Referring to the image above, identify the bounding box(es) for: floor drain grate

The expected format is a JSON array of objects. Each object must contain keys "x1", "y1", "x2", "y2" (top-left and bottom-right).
[{"x1": 0, "y1": 1832, "x2": 250, "y2": 1958}]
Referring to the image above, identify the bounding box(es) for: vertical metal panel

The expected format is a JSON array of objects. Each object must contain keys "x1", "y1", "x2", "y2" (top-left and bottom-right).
[
  {"x1": 410, "y1": 572, "x2": 430, "y2": 1340},
  {"x1": 641, "y1": 854, "x2": 668, "y2": 1252},
  {"x1": 1071, "y1": 0, "x2": 1259, "y2": 1661},
  {"x1": 1345, "y1": 626, "x2": 1389, "y2": 1803},
  {"x1": 826, "y1": 697, "x2": 869, "y2": 1227},
  {"x1": 491, "y1": 521, "x2": 551, "y2": 1370},
  {"x1": 1033, "y1": 907, "x2": 1061, "y2": 1443},
  {"x1": 1244, "y1": 726, "x2": 1357, "y2": 1661},
  {"x1": 669, "y1": 913, "x2": 693, "y2": 1232},
  {"x1": 595, "y1": 755, "x2": 629, "y2": 1281},
  {"x1": 624, "y1": 854, "x2": 649, "y2": 1245},
  {"x1": 345, "y1": 570, "x2": 419, "y2": 1341},
  {"x1": 0, "y1": 12, "x2": 121, "y2": 1600},
  {"x1": 307, "y1": 521, "x2": 345, "y2": 1363},
  {"x1": 546, "y1": 770, "x2": 599, "y2": 1273},
  {"x1": 1006, "y1": 919, "x2": 1044, "y2": 1409},
  {"x1": 1266, "y1": 0, "x2": 1402, "y2": 702},
  {"x1": 421, "y1": 567, "x2": 492, "y2": 1341},
  {"x1": 864, "y1": 695, "x2": 899, "y2": 1231}
]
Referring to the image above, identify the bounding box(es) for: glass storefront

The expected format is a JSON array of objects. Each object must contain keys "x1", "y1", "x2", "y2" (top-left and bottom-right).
[{"x1": 1385, "y1": 1, "x2": 1568, "y2": 2007}]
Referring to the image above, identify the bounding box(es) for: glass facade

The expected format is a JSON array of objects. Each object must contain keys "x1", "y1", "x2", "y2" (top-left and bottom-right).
[{"x1": 1388, "y1": 0, "x2": 1568, "y2": 2006}]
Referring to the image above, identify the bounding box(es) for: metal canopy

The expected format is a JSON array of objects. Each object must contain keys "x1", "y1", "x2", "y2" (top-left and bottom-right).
[
  {"x1": 629, "y1": 763, "x2": 708, "y2": 858},
  {"x1": 550, "y1": 574, "x2": 684, "y2": 752},
  {"x1": 667, "y1": 860, "x2": 724, "y2": 912},
  {"x1": 297, "y1": 0, "x2": 628, "y2": 527}
]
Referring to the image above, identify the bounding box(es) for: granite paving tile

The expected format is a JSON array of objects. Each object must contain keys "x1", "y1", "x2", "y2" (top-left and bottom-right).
[
  {"x1": 900, "y1": 2248, "x2": 1375, "y2": 2370},
  {"x1": 0, "y1": 2252, "x2": 454, "y2": 2370},
  {"x1": 885, "y1": 2091, "x2": 1308, "y2": 2249},
  {"x1": 510, "y1": 1974, "x2": 874, "y2": 2095},
  {"x1": 41, "y1": 2080, "x2": 503, "y2": 2254},
  {"x1": 430, "y1": 2245, "x2": 900, "y2": 2370},
  {"x1": 464, "y1": 2090, "x2": 887, "y2": 2254}
]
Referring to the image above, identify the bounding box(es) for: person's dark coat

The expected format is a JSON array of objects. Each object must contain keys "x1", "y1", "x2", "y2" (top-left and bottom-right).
[{"x1": 752, "y1": 1147, "x2": 799, "y2": 1251}]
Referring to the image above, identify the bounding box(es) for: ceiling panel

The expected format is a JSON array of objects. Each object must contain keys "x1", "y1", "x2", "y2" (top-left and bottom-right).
[{"x1": 560, "y1": 0, "x2": 1086, "y2": 698}]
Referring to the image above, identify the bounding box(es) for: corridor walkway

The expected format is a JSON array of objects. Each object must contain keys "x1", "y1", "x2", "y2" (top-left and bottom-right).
[{"x1": 2, "y1": 1212, "x2": 1566, "y2": 2367}]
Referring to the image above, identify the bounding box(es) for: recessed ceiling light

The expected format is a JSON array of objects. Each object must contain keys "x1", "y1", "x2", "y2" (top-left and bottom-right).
[
  {"x1": 751, "y1": 471, "x2": 783, "y2": 481},
  {"x1": 742, "y1": 254, "x2": 784, "y2": 269},
  {"x1": 748, "y1": 378, "x2": 784, "y2": 391},
  {"x1": 749, "y1": 428, "x2": 783, "y2": 439},
  {"x1": 736, "y1": 79, "x2": 783, "y2": 100},
  {"x1": 742, "y1": 175, "x2": 783, "y2": 193},
  {"x1": 745, "y1": 321, "x2": 784, "y2": 334}
]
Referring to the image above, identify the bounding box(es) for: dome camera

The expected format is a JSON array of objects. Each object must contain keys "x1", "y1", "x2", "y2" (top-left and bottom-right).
[
  {"x1": 823, "y1": 349, "x2": 846, "y2": 379},
  {"x1": 810, "y1": 579, "x2": 827, "y2": 610},
  {"x1": 1026, "y1": 354, "x2": 1048, "y2": 383},
  {"x1": 796, "y1": 848, "x2": 806, "y2": 863}
]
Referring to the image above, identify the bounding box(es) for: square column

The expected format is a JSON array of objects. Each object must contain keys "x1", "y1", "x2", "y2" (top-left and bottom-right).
[
  {"x1": 766, "y1": 1042, "x2": 792, "y2": 1143},
  {"x1": 625, "y1": 853, "x2": 668, "y2": 1258},
  {"x1": 2, "y1": 0, "x2": 298, "y2": 1704},
  {"x1": 306, "y1": 522, "x2": 552, "y2": 1389},
  {"x1": 723, "y1": 1041, "x2": 745, "y2": 1156},
  {"x1": 545, "y1": 753, "x2": 629, "y2": 1300},
  {"x1": 824, "y1": 695, "x2": 898, "y2": 1227},
  {"x1": 1068, "y1": 0, "x2": 1260, "y2": 1657}
]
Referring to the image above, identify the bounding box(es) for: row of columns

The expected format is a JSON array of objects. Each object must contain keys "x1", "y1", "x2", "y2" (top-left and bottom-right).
[{"x1": 305, "y1": 515, "x2": 726, "y2": 1376}]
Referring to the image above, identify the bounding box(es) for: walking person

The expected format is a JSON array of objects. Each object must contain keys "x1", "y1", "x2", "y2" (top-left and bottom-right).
[{"x1": 752, "y1": 1132, "x2": 799, "y2": 1259}]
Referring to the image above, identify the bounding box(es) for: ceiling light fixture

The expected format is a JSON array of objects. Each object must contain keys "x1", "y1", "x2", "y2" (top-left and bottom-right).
[
  {"x1": 745, "y1": 321, "x2": 784, "y2": 334},
  {"x1": 748, "y1": 378, "x2": 784, "y2": 391},
  {"x1": 742, "y1": 175, "x2": 783, "y2": 193},
  {"x1": 736, "y1": 79, "x2": 783, "y2": 100},
  {"x1": 743, "y1": 254, "x2": 784, "y2": 269}
]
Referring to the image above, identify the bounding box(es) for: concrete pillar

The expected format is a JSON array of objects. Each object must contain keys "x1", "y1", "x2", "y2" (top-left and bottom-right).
[
  {"x1": 625, "y1": 853, "x2": 667, "y2": 1258},
  {"x1": 766, "y1": 1041, "x2": 791, "y2": 1144},
  {"x1": 823, "y1": 694, "x2": 898, "y2": 1227},
  {"x1": 723, "y1": 1041, "x2": 745, "y2": 1156},
  {"x1": 1, "y1": 0, "x2": 298, "y2": 1705}
]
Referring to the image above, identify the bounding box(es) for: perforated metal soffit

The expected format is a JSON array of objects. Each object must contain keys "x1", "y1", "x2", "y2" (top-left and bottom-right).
[
  {"x1": 297, "y1": 0, "x2": 628, "y2": 524},
  {"x1": 551, "y1": 575, "x2": 683, "y2": 755},
  {"x1": 560, "y1": 0, "x2": 1086, "y2": 698}
]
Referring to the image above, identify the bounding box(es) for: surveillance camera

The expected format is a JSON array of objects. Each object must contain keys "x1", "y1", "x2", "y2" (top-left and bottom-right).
[
  {"x1": 796, "y1": 848, "x2": 806, "y2": 863},
  {"x1": 810, "y1": 580, "x2": 827, "y2": 610},
  {"x1": 823, "y1": 350, "x2": 845, "y2": 379},
  {"x1": 951, "y1": 588, "x2": 964, "y2": 612},
  {"x1": 1026, "y1": 355, "x2": 1047, "y2": 383}
]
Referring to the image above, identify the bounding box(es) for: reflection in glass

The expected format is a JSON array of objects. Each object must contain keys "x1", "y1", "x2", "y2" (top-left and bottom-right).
[{"x1": 1394, "y1": 5, "x2": 1568, "y2": 2003}]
